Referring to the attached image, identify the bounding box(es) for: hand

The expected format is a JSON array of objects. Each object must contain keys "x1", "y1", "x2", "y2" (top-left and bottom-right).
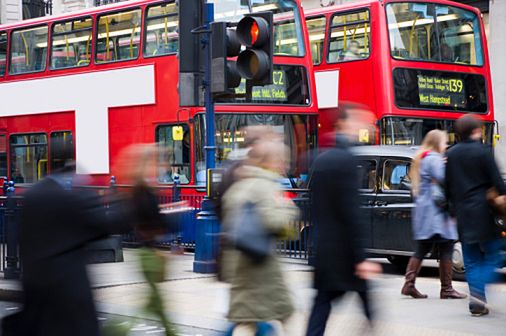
[{"x1": 355, "y1": 261, "x2": 382, "y2": 280}]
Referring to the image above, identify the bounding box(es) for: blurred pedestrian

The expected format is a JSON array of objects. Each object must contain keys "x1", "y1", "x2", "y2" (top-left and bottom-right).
[
  {"x1": 401, "y1": 130, "x2": 466, "y2": 299},
  {"x1": 1, "y1": 161, "x2": 131, "y2": 336},
  {"x1": 117, "y1": 144, "x2": 183, "y2": 336},
  {"x1": 446, "y1": 115, "x2": 506, "y2": 316},
  {"x1": 306, "y1": 104, "x2": 381, "y2": 336},
  {"x1": 216, "y1": 126, "x2": 279, "y2": 282},
  {"x1": 221, "y1": 137, "x2": 298, "y2": 336}
]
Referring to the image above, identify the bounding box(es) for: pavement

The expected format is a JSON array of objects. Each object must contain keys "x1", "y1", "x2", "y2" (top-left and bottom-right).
[{"x1": 1, "y1": 249, "x2": 505, "y2": 335}]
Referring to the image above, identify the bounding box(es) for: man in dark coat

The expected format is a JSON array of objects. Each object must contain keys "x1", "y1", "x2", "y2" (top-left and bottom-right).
[
  {"x1": 306, "y1": 105, "x2": 380, "y2": 336},
  {"x1": 446, "y1": 115, "x2": 506, "y2": 316},
  {"x1": 1, "y1": 167, "x2": 131, "y2": 336}
]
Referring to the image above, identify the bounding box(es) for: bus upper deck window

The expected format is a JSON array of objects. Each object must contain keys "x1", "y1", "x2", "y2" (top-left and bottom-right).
[
  {"x1": 144, "y1": 2, "x2": 178, "y2": 57},
  {"x1": 328, "y1": 9, "x2": 370, "y2": 63},
  {"x1": 306, "y1": 17, "x2": 326, "y2": 65},
  {"x1": 0, "y1": 32, "x2": 6, "y2": 76},
  {"x1": 9, "y1": 26, "x2": 48, "y2": 75},
  {"x1": 51, "y1": 17, "x2": 93, "y2": 69},
  {"x1": 386, "y1": 3, "x2": 483, "y2": 66},
  {"x1": 96, "y1": 9, "x2": 142, "y2": 64}
]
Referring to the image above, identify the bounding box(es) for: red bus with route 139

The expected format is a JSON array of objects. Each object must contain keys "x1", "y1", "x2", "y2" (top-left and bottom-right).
[
  {"x1": 0, "y1": 0, "x2": 318, "y2": 192},
  {"x1": 305, "y1": 0, "x2": 495, "y2": 146}
]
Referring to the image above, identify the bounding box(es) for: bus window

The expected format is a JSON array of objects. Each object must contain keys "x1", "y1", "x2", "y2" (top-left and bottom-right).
[
  {"x1": 96, "y1": 9, "x2": 142, "y2": 63},
  {"x1": 10, "y1": 134, "x2": 48, "y2": 184},
  {"x1": 0, "y1": 135, "x2": 7, "y2": 178},
  {"x1": 9, "y1": 26, "x2": 48, "y2": 75},
  {"x1": 382, "y1": 160, "x2": 411, "y2": 192},
  {"x1": 306, "y1": 17, "x2": 326, "y2": 65},
  {"x1": 144, "y1": 2, "x2": 178, "y2": 57},
  {"x1": 386, "y1": 3, "x2": 483, "y2": 66},
  {"x1": 0, "y1": 32, "x2": 6, "y2": 76},
  {"x1": 51, "y1": 17, "x2": 93, "y2": 69},
  {"x1": 328, "y1": 9, "x2": 370, "y2": 63},
  {"x1": 50, "y1": 131, "x2": 74, "y2": 172},
  {"x1": 194, "y1": 114, "x2": 317, "y2": 187},
  {"x1": 274, "y1": 20, "x2": 302, "y2": 56},
  {"x1": 156, "y1": 124, "x2": 190, "y2": 184}
]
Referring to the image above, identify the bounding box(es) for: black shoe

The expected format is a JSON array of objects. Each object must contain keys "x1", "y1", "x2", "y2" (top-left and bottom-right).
[{"x1": 469, "y1": 305, "x2": 489, "y2": 316}]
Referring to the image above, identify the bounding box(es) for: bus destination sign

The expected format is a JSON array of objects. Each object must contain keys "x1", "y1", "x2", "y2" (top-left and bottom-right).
[
  {"x1": 235, "y1": 70, "x2": 288, "y2": 101},
  {"x1": 417, "y1": 74, "x2": 466, "y2": 108}
]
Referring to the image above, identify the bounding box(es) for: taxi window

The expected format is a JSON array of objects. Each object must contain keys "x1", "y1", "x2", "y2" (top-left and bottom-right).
[
  {"x1": 383, "y1": 160, "x2": 411, "y2": 192},
  {"x1": 357, "y1": 159, "x2": 376, "y2": 191}
]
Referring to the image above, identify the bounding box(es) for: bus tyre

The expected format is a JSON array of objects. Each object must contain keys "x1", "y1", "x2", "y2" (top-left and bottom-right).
[
  {"x1": 451, "y1": 242, "x2": 466, "y2": 281},
  {"x1": 387, "y1": 255, "x2": 409, "y2": 271}
]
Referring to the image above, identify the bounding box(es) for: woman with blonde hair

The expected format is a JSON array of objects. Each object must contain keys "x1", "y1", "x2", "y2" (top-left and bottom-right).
[
  {"x1": 401, "y1": 130, "x2": 466, "y2": 300},
  {"x1": 221, "y1": 136, "x2": 298, "y2": 335}
]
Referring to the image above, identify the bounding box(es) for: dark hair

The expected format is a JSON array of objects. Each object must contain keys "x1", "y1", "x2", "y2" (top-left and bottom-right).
[{"x1": 455, "y1": 115, "x2": 482, "y2": 140}]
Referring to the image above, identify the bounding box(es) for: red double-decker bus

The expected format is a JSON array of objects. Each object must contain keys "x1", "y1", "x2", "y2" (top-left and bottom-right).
[
  {"x1": 305, "y1": 0, "x2": 495, "y2": 146},
  {"x1": 0, "y1": 0, "x2": 318, "y2": 192}
]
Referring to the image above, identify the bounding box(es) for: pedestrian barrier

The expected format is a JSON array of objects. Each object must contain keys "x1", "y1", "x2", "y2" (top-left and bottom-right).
[{"x1": 0, "y1": 179, "x2": 313, "y2": 279}]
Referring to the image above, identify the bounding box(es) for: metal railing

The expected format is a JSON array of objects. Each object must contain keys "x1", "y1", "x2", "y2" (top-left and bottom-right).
[{"x1": 0, "y1": 177, "x2": 313, "y2": 279}]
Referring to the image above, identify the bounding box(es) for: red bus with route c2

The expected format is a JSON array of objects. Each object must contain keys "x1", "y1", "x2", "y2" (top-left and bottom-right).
[
  {"x1": 0, "y1": 0, "x2": 318, "y2": 193},
  {"x1": 305, "y1": 0, "x2": 495, "y2": 146}
]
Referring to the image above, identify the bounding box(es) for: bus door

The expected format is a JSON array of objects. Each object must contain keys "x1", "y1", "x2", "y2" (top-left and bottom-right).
[
  {"x1": 372, "y1": 157, "x2": 414, "y2": 253},
  {"x1": 357, "y1": 157, "x2": 377, "y2": 248}
]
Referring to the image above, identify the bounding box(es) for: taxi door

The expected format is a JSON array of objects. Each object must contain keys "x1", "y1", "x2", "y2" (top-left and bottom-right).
[
  {"x1": 371, "y1": 157, "x2": 415, "y2": 252},
  {"x1": 356, "y1": 157, "x2": 377, "y2": 249}
]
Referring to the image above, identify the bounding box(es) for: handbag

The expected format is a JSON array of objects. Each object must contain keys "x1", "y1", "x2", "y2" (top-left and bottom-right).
[
  {"x1": 431, "y1": 181, "x2": 447, "y2": 210},
  {"x1": 229, "y1": 201, "x2": 272, "y2": 263}
]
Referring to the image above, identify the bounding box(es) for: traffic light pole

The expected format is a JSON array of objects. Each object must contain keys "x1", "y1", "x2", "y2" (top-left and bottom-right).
[
  {"x1": 204, "y1": 3, "x2": 216, "y2": 172},
  {"x1": 193, "y1": 1, "x2": 219, "y2": 274}
]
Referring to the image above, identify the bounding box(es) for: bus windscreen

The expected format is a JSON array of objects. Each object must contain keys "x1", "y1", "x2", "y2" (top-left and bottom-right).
[
  {"x1": 386, "y1": 3, "x2": 484, "y2": 66},
  {"x1": 393, "y1": 68, "x2": 487, "y2": 113}
]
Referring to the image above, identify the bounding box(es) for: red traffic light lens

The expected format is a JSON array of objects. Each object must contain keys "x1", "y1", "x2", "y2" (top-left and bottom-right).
[
  {"x1": 237, "y1": 16, "x2": 269, "y2": 47},
  {"x1": 250, "y1": 21, "x2": 259, "y2": 45}
]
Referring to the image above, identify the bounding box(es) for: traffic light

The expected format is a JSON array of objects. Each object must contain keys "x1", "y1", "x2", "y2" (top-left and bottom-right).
[
  {"x1": 178, "y1": 0, "x2": 204, "y2": 106},
  {"x1": 211, "y1": 22, "x2": 241, "y2": 94},
  {"x1": 211, "y1": 12, "x2": 274, "y2": 94},
  {"x1": 235, "y1": 12, "x2": 274, "y2": 86}
]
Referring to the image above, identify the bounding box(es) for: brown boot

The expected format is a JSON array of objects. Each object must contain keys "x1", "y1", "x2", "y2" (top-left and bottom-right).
[
  {"x1": 439, "y1": 260, "x2": 467, "y2": 299},
  {"x1": 401, "y1": 257, "x2": 428, "y2": 299}
]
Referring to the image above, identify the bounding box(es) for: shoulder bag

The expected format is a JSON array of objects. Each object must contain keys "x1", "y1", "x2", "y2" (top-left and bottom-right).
[{"x1": 229, "y1": 201, "x2": 272, "y2": 263}]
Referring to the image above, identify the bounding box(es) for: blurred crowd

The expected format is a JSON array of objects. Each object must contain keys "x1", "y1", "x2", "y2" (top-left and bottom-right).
[{"x1": 1, "y1": 105, "x2": 505, "y2": 336}]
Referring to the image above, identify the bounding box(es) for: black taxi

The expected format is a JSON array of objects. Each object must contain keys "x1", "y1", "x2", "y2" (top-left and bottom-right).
[{"x1": 351, "y1": 145, "x2": 506, "y2": 276}]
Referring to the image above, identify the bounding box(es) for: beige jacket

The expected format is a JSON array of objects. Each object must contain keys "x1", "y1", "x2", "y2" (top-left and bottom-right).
[{"x1": 221, "y1": 165, "x2": 299, "y2": 322}]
